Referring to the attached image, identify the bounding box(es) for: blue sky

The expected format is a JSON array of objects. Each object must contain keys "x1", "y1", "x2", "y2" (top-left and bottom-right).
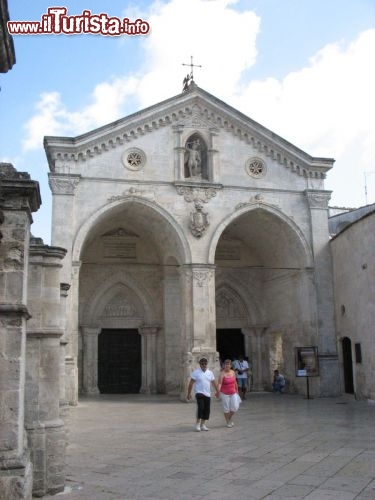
[{"x1": 1, "y1": 0, "x2": 375, "y2": 243}]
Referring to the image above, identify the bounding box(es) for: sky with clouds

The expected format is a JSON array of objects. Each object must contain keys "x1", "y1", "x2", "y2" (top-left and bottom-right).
[{"x1": 1, "y1": 0, "x2": 375, "y2": 243}]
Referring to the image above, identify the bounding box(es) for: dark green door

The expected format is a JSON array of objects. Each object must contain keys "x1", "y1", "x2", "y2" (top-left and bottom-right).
[{"x1": 98, "y1": 329, "x2": 141, "y2": 393}]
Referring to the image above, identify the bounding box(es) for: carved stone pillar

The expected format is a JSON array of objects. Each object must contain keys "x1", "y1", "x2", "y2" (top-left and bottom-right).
[
  {"x1": 49, "y1": 175, "x2": 81, "y2": 405},
  {"x1": 243, "y1": 326, "x2": 268, "y2": 391},
  {"x1": 173, "y1": 125, "x2": 185, "y2": 180},
  {"x1": 208, "y1": 128, "x2": 219, "y2": 182},
  {"x1": 81, "y1": 327, "x2": 100, "y2": 395},
  {"x1": 48, "y1": 173, "x2": 80, "y2": 248},
  {"x1": 139, "y1": 326, "x2": 159, "y2": 394},
  {"x1": 0, "y1": 163, "x2": 41, "y2": 499},
  {"x1": 59, "y1": 283, "x2": 70, "y2": 415},
  {"x1": 179, "y1": 264, "x2": 219, "y2": 393},
  {"x1": 26, "y1": 240, "x2": 67, "y2": 497},
  {"x1": 305, "y1": 190, "x2": 339, "y2": 396},
  {"x1": 181, "y1": 264, "x2": 216, "y2": 353},
  {"x1": 65, "y1": 260, "x2": 81, "y2": 405}
]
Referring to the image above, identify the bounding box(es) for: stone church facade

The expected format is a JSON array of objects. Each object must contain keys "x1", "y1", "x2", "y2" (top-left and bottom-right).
[
  {"x1": 45, "y1": 83, "x2": 340, "y2": 403},
  {"x1": 1, "y1": 83, "x2": 342, "y2": 497}
]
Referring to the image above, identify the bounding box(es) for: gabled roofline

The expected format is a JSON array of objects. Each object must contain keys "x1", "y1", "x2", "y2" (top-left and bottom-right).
[{"x1": 44, "y1": 84, "x2": 335, "y2": 179}]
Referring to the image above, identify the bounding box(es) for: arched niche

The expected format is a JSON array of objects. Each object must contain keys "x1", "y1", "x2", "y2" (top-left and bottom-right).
[{"x1": 184, "y1": 133, "x2": 208, "y2": 180}]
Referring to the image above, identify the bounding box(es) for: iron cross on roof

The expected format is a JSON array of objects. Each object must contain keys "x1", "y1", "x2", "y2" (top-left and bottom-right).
[{"x1": 182, "y1": 56, "x2": 202, "y2": 91}]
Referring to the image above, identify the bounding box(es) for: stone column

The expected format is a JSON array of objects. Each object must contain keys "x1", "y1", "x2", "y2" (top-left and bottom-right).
[
  {"x1": 140, "y1": 326, "x2": 159, "y2": 394},
  {"x1": 49, "y1": 174, "x2": 80, "y2": 406},
  {"x1": 179, "y1": 264, "x2": 219, "y2": 396},
  {"x1": 65, "y1": 261, "x2": 81, "y2": 405},
  {"x1": 25, "y1": 239, "x2": 67, "y2": 497},
  {"x1": 182, "y1": 265, "x2": 216, "y2": 354},
  {"x1": 59, "y1": 283, "x2": 70, "y2": 416},
  {"x1": 243, "y1": 326, "x2": 268, "y2": 391},
  {"x1": 208, "y1": 129, "x2": 219, "y2": 182},
  {"x1": 0, "y1": 163, "x2": 41, "y2": 499},
  {"x1": 173, "y1": 125, "x2": 185, "y2": 180},
  {"x1": 81, "y1": 327, "x2": 100, "y2": 395},
  {"x1": 305, "y1": 190, "x2": 340, "y2": 396},
  {"x1": 163, "y1": 270, "x2": 181, "y2": 395}
]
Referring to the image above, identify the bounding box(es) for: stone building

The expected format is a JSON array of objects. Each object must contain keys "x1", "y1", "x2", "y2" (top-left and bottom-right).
[
  {"x1": 44, "y1": 82, "x2": 340, "y2": 404},
  {"x1": 0, "y1": 164, "x2": 67, "y2": 498},
  {"x1": 0, "y1": 0, "x2": 15, "y2": 73},
  {"x1": 1, "y1": 81, "x2": 347, "y2": 497},
  {"x1": 330, "y1": 206, "x2": 375, "y2": 401}
]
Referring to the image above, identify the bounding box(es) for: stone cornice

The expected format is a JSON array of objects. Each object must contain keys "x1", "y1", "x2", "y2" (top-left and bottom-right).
[
  {"x1": 43, "y1": 87, "x2": 334, "y2": 180},
  {"x1": 0, "y1": 163, "x2": 41, "y2": 212},
  {"x1": 0, "y1": 303, "x2": 31, "y2": 319}
]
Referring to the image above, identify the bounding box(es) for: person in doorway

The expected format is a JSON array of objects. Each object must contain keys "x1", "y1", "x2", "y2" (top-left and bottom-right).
[
  {"x1": 218, "y1": 359, "x2": 241, "y2": 427},
  {"x1": 232, "y1": 354, "x2": 249, "y2": 400},
  {"x1": 187, "y1": 357, "x2": 219, "y2": 431},
  {"x1": 245, "y1": 355, "x2": 252, "y2": 392},
  {"x1": 272, "y1": 370, "x2": 286, "y2": 393}
]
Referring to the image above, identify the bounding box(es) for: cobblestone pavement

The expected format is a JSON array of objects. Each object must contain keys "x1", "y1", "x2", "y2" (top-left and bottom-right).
[{"x1": 45, "y1": 393, "x2": 375, "y2": 500}]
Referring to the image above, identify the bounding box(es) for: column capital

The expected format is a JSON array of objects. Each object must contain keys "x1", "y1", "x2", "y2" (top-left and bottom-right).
[
  {"x1": 81, "y1": 326, "x2": 101, "y2": 336},
  {"x1": 60, "y1": 282, "x2": 71, "y2": 297},
  {"x1": 180, "y1": 264, "x2": 216, "y2": 287},
  {"x1": 48, "y1": 173, "x2": 81, "y2": 195},
  {"x1": 305, "y1": 190, "x2": 331, "y2": 209},
  {"x1": 139, "y1": 325, "x2": 159, "y2": 336}
]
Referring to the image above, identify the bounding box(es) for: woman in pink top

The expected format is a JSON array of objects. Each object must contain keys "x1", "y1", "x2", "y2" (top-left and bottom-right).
[{"x1": 218, "y1": 359, "x2": 241, "y2": 427}]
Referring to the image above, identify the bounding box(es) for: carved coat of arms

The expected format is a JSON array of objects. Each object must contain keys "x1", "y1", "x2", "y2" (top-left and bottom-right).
[{"x1": 190, "y1": 202, "x2": 209, "y2": 238}]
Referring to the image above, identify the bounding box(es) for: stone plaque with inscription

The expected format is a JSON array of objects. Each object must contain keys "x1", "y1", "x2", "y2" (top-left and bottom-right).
[{"x1": 102, "y1": 228, "x2": 138, "y2": 260}]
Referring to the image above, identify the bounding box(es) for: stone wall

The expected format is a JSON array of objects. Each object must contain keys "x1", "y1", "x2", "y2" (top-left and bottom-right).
[
  {"x1": 0, "y1": 163, "x2": 67, "y2": 498},
  {"x1": 331, "y1": 210, "x2": 375, "y2": 400},
  {"x1": 0, "y1": 163, "x2": 40, "y2": 499}
]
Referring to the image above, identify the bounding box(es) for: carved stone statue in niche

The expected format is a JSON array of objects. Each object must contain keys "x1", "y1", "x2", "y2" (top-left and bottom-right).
[{"x1": 184, "y1": 133, "x2": 207, "y2": 180}]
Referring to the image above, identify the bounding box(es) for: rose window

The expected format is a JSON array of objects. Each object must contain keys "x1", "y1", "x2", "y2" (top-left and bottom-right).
[
  {"x1": 245, "y1": 157, "x2": 266, "y2": 178},
  {"x1": 122, "y1": 148, "x2": 146, "y2": 171}
]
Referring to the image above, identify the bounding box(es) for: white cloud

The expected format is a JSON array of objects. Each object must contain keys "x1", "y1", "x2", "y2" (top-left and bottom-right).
[
  {"x1": 23, "y1": 77, "x2": 140, "y2": 150},
  {"x1": 227, "y1": 29, "x2": 375, "y2": 206},
  {"x1": 23, "y1": 0, "x2": 260, "y2": 150},
  {"x1": 21, "y1": 0, "x2": 375, "y2": 206}
]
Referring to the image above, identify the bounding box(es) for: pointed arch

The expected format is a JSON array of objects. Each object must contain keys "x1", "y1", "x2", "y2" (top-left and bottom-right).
[
  {"x1": 72, "y1": 196, "x2": 191, "y2": 264},
  {"x1": 215, "y1": 277, "x2": 264, "y2": 326},
  {"x1": 82, "y1": 270, "x2": 158, "y2": 327},
  {"x1": 208, "y1": 202, "x2": 313, "y2": 267}
]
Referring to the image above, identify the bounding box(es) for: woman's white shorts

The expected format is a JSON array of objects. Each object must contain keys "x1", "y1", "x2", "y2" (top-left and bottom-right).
[{"x1": 220, "y1": 393, "x2": 241, "y2": 413}]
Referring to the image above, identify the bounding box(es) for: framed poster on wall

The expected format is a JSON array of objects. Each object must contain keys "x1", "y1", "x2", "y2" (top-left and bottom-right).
[{"x1": 295, "y1": 346, "x2": 319, "y2": 377}]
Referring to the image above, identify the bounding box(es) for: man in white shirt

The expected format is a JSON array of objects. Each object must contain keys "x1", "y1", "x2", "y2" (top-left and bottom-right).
[
  {"x1": 187, "y1": 357, "x2": 219, "y2": 432},
  {"x1": 232, "y1": 354, "x2": 250, "y2": 400}
]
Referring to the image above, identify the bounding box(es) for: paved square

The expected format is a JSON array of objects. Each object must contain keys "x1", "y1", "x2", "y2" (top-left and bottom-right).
[{"x1": 47, "y1": 394, "x2": 375, "y2": 499}]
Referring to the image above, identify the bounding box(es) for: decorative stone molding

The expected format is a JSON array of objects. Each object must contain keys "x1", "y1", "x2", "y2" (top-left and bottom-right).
[
  {"x1": 245, "y1": 157, "x2": 267, "y2": 179},
  {"x1": 305, "y1": 190, "x2": 331, "y2": 209},
  {"x1": 4, "y1": 244, "x2": 24, "y2": 268},
  {"x1": 107, "y1": 186, "x2": 155, "y2": 203},
  {"x1": 235, "y1": 194, "x2": 279, "y2": 211},
  {"x1": 48, "y1": 174, "x2": 81, "y2": 195},
  {"x1": 216, "y1": 290, "x2": 245, "y2": 319},
  {"x1": 175, "y1": 182, "x2": 221, "y2": 204},
  {"x1": 60, "y1": 283, "x2": 71, "y2": 297},
  {"x1": 44, "y1": 92, "x2": 334, "y2": 180},
  {"x1": 192, "y1": 268, "x2": 214, "y2": 287},
  {"x1": 121, "y1": 147, "x2": 146, "y2": 171},
  {"x1": 102, "y1": 294, "x2": 137, "y2": 317},
  {"x1": 190, "y1": 202, "x2": 209, "y2": 238}
]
